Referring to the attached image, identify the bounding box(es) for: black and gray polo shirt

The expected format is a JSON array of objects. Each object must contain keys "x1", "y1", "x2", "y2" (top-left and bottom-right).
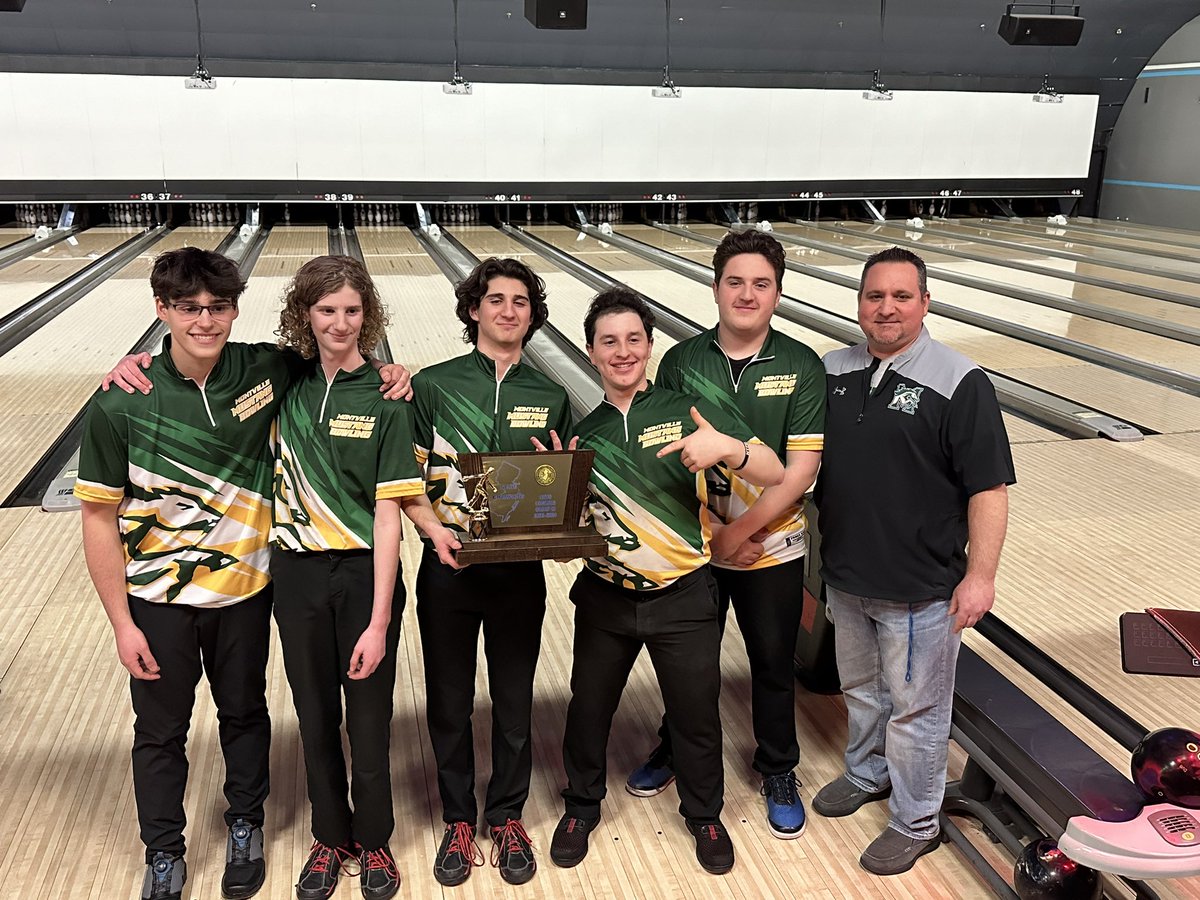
[{"x1": 814, "y1": 327, "x2": 1015, "y2": 603}]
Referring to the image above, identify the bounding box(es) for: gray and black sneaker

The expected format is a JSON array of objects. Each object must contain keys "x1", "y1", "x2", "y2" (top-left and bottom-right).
[
  {"x1": 142, "y1": 852, "x2": 186, "y2": 900},
  {"x1": 221, "y1": 819, "x2": 265, "y2": 899},
  {"x1": 489, "y1": 819, "x2": 537, "y2": 885},
  {"x1": 433, "y1": 822, "x2": 483, "y2": 886},
  {"x1": 296, "y1": 841, "x2": 355, "y2": 900},
  {"x1": 360, "y1": 844, "x2": 401, "y2": 900}
]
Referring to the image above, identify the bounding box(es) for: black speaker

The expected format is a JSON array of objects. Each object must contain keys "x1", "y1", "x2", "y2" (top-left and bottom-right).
[
  {"x1": 998, "y1": 13, "x2": 1084, "y2": 45},
  {"x1": 524, "y1": 0, "x2": 587, "y2": 29},
  {"x1": 0, "y1": 0, "x2": 29, "y2": 11}
]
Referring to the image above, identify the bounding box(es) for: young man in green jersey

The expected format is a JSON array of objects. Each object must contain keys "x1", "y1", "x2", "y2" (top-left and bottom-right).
[
  {"x1": 624, "y1": 230, "x2": 825, "y2": 840},
  {"x1": 548, "y1": 288, "x2": 783, "y2": 876},
  {"x1": 410, "y1": 257, "x2": 572, "y2": 888},
  {"x1": 270, "y1": 256, "x2": 460, "y2": 900},
  {"x1": 78, "y1": 248, "x2": 307, "y2": 900}
]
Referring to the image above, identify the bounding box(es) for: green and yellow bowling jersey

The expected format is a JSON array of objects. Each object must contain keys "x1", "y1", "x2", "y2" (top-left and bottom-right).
[
  {"x1": 271, "y1": 361, "x2": 425, "y2": 551},
  {"x1": 657, "y1": 327, "x2": 824, "y2": 570},
  {"x1": 576, "y1": 382, "x2": 757, "y2": 591},
  {"x1": 411, "y1": 348, "x2": 573, "y2": 536},
  {"x1": 75, "y1": 339, "x2": 305, "y2": 607}
]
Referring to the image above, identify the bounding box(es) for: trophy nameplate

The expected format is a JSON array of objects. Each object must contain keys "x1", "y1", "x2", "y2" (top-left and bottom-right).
[{"x1": 455, "y1": 449, "x2": 607, "y2": 564}]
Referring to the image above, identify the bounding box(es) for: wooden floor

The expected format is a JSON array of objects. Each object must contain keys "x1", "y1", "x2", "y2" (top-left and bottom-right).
[{"x1": 1, "y1": 219, "x2": 1199, "y2": 899}]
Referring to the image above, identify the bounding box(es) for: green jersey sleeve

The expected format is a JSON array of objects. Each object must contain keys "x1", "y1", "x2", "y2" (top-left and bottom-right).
[
  {"x1": 787, "y1": 344, "x2": 826, "y2": 453},
  {"x1": 376, "y1": 400, "x2": 426, "y2": 500},
  {"x1": 74, "y1": 398, "x2": 128, "y2": 504}
]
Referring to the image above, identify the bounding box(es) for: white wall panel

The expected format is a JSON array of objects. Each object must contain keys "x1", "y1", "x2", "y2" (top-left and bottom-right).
[
  {"x1": 0, "y1": 72, "x2": 1099, "y2": 184},
  {"x1": 0, "y1": 75, "x2": 23, "y2": 178},
  {"x1": 358, "y1": 81, "x2": 426, "y2": 182}
]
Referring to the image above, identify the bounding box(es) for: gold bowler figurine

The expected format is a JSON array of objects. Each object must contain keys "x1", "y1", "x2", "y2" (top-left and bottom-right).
[{"x1": 462, "y1": 465, "x2": 498, "y2": 542}]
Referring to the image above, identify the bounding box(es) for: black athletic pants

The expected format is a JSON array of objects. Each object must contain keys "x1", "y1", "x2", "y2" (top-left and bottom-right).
[
  {"x1": 271, "y1": 549, "x2": 404, "y2": 851},
  {"x1": 128, "y1": 588, "x2": 272, "y2": 862},
  {"x1": 562, "y1": 567, "x2": 724, "y2": 824},
  {"x1": 653, "y1": 558, "x2": 807, "y2": 776},
  {"x1": 415, "y1": 545, "x2": 546, "y2": 827}
]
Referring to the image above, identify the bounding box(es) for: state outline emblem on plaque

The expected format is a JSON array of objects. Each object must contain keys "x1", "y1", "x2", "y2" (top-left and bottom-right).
[{"x1": 456, "y1": 449, "x2": 606, "y2": 564}]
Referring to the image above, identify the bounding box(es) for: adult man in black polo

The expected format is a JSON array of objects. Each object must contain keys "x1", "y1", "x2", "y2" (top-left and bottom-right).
[{"x1": 812, "y1": 246, "x2": 1014, "y2": 877}]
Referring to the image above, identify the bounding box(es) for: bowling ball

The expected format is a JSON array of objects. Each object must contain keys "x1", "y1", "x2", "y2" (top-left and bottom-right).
[
  {"x1": 1131, "y1": 727, "x2": 1200, "y2": 808},
  {"x1": 1014, "y1": 838, "x2": 1100, "y2": 900}
]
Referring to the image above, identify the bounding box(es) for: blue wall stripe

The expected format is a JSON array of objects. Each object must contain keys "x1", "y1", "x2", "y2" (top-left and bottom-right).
[
  {"x1": 1104, "y1": 178, "x2": 1200, "y2": 193},
  {"x1": 1139, "y1": 68, "x2": 1200, "y2": 78}
]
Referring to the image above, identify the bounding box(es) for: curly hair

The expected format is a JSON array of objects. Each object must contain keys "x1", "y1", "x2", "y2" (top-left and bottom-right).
[
  {"x1": 276, "y1": 255, "x2": 390, "y2": 359},
  {"x1": 454, "y1": 257, "x2": 549, "y2": 346}
]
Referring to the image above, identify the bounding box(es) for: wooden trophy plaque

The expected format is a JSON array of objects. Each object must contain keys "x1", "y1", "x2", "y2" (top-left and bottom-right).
[{"x1": 454, "y1": 449, "x2": 608, "y2": 565}]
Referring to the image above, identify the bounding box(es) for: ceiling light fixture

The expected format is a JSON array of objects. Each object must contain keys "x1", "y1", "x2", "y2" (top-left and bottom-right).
[
  {"x1": 184, "y1": 0, "x2": 215, "y2": 89},
  {"x1": 443, "y1": 0, "x2": 473, "y2": 95},
  {"x1": 1033, "y1": 73, "x2": 1063, "y2": 103},
  {"x1": 862, "y1": 69, "x2": 893, "y2": 101},
  {"x1": 652, "y1": 0, "x2": 681, "y2": 98},
  {"x1": 862, "y1": 4, "x2": 892, "y2": 100}
]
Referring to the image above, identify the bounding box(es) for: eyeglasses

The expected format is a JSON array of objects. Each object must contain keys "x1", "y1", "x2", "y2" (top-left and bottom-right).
[{"x1": 167, "y1": 301, "x2": 237, "y2": 320}]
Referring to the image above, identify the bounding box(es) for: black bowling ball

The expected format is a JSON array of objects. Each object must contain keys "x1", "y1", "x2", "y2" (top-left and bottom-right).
[
  {"x1": 1131, "y1": 727, "x2": 1200, "y2": 809},
  {"x1": 1014, "y1": 838, "x2": 1101, "y2": 900}
]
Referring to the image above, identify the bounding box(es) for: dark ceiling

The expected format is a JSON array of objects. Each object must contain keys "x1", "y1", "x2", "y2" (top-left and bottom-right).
[{"x1": 2, "y1": 0, "x2": 1197, "y2": 98}]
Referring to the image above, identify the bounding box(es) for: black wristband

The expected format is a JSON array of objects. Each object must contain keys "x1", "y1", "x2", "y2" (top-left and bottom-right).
[{"x1": 732, "y1": 440, "x2": 750, "y2": 471}]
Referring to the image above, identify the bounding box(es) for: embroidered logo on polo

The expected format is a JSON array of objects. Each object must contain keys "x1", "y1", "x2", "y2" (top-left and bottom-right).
[
  {"x1": 637, "y1": 421, "x2": 682, "y2": 449},
  {"x1": 329, "y1": 414, "x2": 376, "y2": 439},
  {"x1": 507, "y1": 405, "x2": 550, "y2": 429},
  {"x1": 755, "y1": 373, "x2": 797, "y2": 397},
  {"x1": 888, "y1": 383, "x2": 924, "y2": 415},
  {"x1": 231, "y1": 379, "x2": 274, "y2": 421}
]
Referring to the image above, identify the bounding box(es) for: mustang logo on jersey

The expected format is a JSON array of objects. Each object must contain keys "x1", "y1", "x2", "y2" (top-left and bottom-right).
[
  {"x1": 755, "y1": 373, "x2": 797, "y2": 397},
  {"x1": 231, "y1": 379, "x2": 275, "y2": 422},
  {"x1": 637, "y1": 421, "x2": 682, "y2": 449},
  {"x1": 329, "y1": 414, "x2": 376, "y2": 439},
  {"x1": 507, "y1": 405, "x2": 550, "y2": 429},
  {"x1": 888, "y1": 383, "x2": 924, "y2": 416}
]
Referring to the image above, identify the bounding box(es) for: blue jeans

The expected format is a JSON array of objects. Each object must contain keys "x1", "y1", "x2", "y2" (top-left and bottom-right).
[{"x1": 825, "y1": 586, "x2": 962, "y2": 840}]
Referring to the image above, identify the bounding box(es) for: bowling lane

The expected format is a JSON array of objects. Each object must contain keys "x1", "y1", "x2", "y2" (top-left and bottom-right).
[
  {"x1": 228, "y1": 226, "x2": 327, "y2": 346},
  {"x1": 0, "y1": 227, "x2": 140, "y2": 320},
  {"x1": 447, "y1": 224, "x2": 685, "y2": 379},
  {"x1": 785, "y1": 221, "x2": 1200, "y2": 333},
  {"x1": 914, "y1": 218, "x2": 1200, "y2": 281},
  {"x1": 623, "y1": 224, "x2": 1200, "y2": 436},
  {"x1": 1072, "y1": 215, "x2": 1200, "y2": 249},
  {"x1": 530, "y1": 225, "x2": 1061, "y2": 445},
  {"x1": 0, "y1": 226, "x2": 35, "y2": 249},
  {"x1": 0, "y1": 225, "x2": 278, "y2": 500},
  {"x1": 965, "y1": 431, "x2": 1200, "y2": 877},
  {"x1": 724, "y1": 224, "x2": 1200, "y2": 375},
  {"x1": 357, "y1": 226, "x2": 469, "y2": 372},
  {"x1": 960, "y1": 216, "x2": 1200, "y2": 260}
]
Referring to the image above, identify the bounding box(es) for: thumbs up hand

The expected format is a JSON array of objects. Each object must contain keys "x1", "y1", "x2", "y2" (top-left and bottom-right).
[{"x1": 656, "y1": 406, "x2": 744, "y2": 473}]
